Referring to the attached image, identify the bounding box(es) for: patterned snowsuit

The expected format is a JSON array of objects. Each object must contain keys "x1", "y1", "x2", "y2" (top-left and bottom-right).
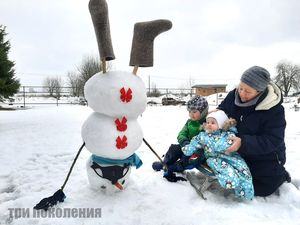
[{"x1": 183, "y1": 127, "x2": 254, "y2": 200}]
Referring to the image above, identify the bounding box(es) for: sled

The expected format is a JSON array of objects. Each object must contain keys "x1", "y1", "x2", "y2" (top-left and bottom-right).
[
  {"x1": 186, "y1": 171, "x2": 217, "y2": 200},
  {"x1": 186, "y1": 171, "x2": 236, "y2": 200}
]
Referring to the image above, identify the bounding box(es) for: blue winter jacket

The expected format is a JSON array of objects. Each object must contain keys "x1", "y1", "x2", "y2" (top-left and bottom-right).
[
  {"x1": 183, "y1": 127, "x2": 254, "y2": 200},
  {"x1": 217, "y1": 82, "x2": 287, "y2": 178}
]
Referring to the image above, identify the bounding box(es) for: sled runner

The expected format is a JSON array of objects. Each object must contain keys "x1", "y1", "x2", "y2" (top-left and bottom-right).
[
  {"x1": 186, "y1": 171, "x2": 234, "y2": 200},
  {"x1": 184, "y1": 152, "x2": 235, "y2": 200},
  {"x1": 186, "y1": 172, "x2": 217, "y2": 200}
]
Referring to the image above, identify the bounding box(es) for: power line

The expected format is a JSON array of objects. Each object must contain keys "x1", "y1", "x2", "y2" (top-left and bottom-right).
[
  {"x1": 17, "y1": 72, "x2": 65, "y2": 76},
  {"x1": 143, "y1": 74, "x2": 239, "y2": 82}
]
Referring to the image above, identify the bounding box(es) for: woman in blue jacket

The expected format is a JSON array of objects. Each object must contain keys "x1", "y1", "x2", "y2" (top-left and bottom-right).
[{"x1": 217, "y1": 66, "x2": 290, "y2": 197}]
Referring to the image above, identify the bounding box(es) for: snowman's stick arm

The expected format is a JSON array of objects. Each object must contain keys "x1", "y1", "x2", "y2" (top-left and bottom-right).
[
  {"x1": 61, "y1": 142, "x2": 86, "y2": 190},
  {"x1": 34, "y1": 142, "x2": 86, "y2": 210},
  {"x1": 143, "y1": 138, "x2": 167, "y2": 170}
]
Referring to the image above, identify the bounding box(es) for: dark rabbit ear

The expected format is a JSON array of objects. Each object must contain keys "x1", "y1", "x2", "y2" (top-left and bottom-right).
[
  {"x1": 129, "y1": 19, "x2": 172, "y2": 74},
  {"x1": 89, "y1": 0, "x2": 115, "y2": 63}
]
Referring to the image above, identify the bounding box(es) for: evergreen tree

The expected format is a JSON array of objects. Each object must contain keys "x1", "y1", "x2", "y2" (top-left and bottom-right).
[{"x1": 0, "y1": 25, "x2": 20, "y2": 102}]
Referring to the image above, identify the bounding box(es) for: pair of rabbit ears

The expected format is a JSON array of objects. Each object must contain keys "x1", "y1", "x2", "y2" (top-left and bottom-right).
[{"x1": 89, "y1": 0, "x2": 172, "y2": 73}]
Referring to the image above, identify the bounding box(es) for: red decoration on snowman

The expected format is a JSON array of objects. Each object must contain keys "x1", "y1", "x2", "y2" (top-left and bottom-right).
[
  {"x1": 116, "y1": 136, "x2": 128, "y2": 149},
  {"x1": 115, "y1": 117, "x2": 127, "y2": 132},
  {"x1": 120, "y1": 87, "x2": 132, "y2": 103}
]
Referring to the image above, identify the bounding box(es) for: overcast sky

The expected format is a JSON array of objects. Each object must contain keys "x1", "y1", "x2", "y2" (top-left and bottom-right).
[{"x1": 1, "y1": 0, "x2": 300, "y2": 88}]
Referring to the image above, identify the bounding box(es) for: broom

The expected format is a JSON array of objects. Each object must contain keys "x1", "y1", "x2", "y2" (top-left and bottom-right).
[
  {"x1": 34, "y1": 139, "x2": 165, "y2": 210},
  {"x1": 34, "y1": 142, "x2": 85, "y2": 210}
]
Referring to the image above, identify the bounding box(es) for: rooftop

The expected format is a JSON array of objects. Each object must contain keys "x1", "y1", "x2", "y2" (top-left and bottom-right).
[{"x1": 192, "y1": 84, "x2": 227, "y2": 88}]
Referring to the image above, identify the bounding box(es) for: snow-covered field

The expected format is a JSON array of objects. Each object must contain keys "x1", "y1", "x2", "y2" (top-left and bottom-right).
[{"x1": 0, "y1": 104, "x2": 300, "y2": 225}]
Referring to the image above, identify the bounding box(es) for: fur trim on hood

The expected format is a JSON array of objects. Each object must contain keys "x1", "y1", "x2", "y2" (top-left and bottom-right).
[{"x1": 255, "y1": 82, "x2": 282, "y2": 111}]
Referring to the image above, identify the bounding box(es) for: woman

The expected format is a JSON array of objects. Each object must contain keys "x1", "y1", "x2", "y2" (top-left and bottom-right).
[{"x1": 217, "y1": 65, "x2": 290, "y2": 197}]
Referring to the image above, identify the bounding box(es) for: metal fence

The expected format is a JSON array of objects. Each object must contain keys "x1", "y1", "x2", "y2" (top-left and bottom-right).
[
  {"x1": 6, "y1": 86, "x2": 196, "y2": 107},
  {"x1": 7, "y1": 86, "x2": 84, "y2": 107},
  {"x1": 147, "y1": 87, "x2": 195, "y2": 97}
]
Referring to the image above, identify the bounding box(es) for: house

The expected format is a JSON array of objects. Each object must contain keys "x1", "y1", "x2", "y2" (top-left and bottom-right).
[{"x1": 192, "y1": 84, "x2": 227, "y2": 96}]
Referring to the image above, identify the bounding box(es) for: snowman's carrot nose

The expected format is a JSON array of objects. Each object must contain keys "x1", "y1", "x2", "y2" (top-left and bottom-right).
[{"x1": 114, "y1": 182, "x2": 124, "y2": 190}]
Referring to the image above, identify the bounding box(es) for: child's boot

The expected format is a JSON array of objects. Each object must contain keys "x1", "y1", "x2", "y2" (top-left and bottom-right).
[{"x1": 152, "y1": 161, "x2": 163, "y2": 171}]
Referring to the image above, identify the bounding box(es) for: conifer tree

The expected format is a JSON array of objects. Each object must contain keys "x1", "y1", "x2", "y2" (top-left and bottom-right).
[{"x1": 0, "y1": 25, "x2": 20, "y2": 102}]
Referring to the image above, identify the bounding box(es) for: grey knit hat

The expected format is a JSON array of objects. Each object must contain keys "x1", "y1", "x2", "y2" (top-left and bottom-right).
[
  {"x1": 240, "y1": 66, "x2": 271, "y2": 91},
  {"x1": 187, "y1": 96, "x2": 208, "y2": 113}
]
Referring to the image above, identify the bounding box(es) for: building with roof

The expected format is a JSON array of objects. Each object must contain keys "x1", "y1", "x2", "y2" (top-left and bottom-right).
[{"x1": 192, "y1": 84, "x2": 227, "y2": 96}]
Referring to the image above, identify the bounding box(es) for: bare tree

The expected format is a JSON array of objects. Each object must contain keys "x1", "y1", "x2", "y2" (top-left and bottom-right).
[
  {"x1": 43, "y1": 76, "x2": 63, "y2": 98},
  {"x1": 177, "y1": 76, "x2": 195, "y2": 97},
  {"x1": 77, "y1": 55, "x2": 114, "y2": 83},
  {"x1": 53, "y1": 77, "x2": 63, "y2": 99},
  {"x1": 66, "y1": 55, "x2": 115, "y2": 98},
  {"x1": 66, "y1": 71, "x2": 81, "y2": 97},
  {"x1": 77, "y1": 55, "x2": 101, "y2": 84},
  {"x1": 43, "y1": 77, "x2": 55, "y2": 96},
  {"x1": 274, "y1": 60, "x2": 300, "y2": 97},
  {"x1": 147, "y1": 82, "x2": 161, "y2": 97}
]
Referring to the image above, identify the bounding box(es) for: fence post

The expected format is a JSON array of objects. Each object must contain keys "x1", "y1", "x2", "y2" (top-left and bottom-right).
[{"x1": 23, "y1": 86, "x2": 26, "y2": 108}]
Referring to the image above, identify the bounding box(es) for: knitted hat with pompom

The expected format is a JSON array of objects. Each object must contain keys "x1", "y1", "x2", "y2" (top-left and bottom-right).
[{"x1": 187, "y1": 96, "x2": 208, "y2": 113}]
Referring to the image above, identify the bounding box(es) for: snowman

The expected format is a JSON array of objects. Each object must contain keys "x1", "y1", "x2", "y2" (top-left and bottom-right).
[{"x1": 82, "y1": 0, "x2": 172, "y2": 192}]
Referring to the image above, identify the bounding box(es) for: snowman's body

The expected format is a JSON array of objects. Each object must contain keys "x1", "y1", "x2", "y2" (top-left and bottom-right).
[
  {"x1": 82, "y1": 71, "x2": 147, "y2": 191},
  {"x1": 84, "y1": 0, "x2": 171, "y2": 192}
]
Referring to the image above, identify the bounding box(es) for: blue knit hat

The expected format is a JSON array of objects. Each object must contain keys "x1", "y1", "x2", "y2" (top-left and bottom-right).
[
  {"x1": 240, "y1": 66, "x2": 271, "y2": 91},
  {"x1": 187, "y1": 96, "x2": 208, "y2": 113}
]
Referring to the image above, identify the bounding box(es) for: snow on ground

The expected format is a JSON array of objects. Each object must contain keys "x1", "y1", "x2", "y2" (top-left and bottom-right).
[{"x1": 0, "y1": 104, "x2": 300, "y2": 225}]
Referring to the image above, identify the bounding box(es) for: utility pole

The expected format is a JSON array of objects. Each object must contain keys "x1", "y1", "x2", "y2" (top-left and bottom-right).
[{"x1": 148, "y1": 75, "x2": 151, "y2": 95}]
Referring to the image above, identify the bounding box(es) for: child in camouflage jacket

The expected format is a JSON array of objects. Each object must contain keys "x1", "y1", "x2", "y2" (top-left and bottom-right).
[{"x1": 152, "y1": 95, "x2": 208, "y2": 182}]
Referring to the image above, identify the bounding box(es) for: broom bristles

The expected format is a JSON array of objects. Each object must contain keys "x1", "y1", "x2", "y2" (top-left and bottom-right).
[{"x1": 34, "y1": 189, "x2": 66, "y2": 211}]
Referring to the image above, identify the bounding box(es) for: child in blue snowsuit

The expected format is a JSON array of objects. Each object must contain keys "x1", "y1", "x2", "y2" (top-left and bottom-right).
[{"x1": 183, "y1": 110, "x2": 254, "y2": 200}]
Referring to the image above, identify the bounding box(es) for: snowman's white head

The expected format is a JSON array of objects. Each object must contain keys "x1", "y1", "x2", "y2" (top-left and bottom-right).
[{"x1": 86, "y1": 157, "x2": 131, "y2": 192}]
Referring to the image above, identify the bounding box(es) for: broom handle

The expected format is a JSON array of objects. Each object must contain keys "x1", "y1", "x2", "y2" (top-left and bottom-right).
[{"x1": 61, "y1": 142, "x2": 85, "y2": 191}]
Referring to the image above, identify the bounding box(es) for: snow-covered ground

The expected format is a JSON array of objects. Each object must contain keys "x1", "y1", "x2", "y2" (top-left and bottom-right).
[{"x1": 0, "y1": 104, "x2": 300, "y2": 225}]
